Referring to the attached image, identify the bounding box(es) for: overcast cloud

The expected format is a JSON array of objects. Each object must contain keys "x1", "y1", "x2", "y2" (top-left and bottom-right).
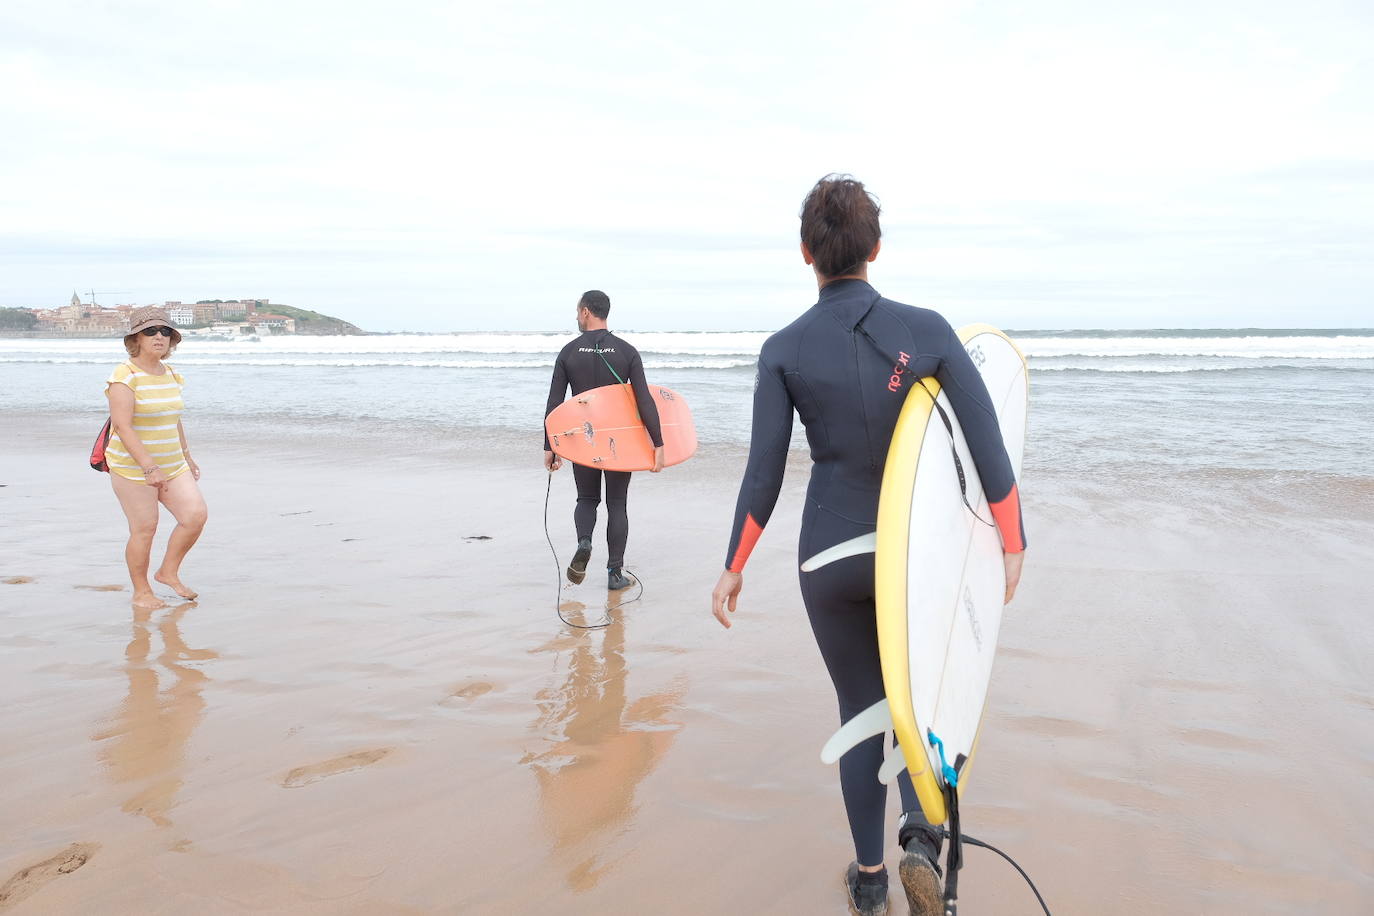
[{"x1": 2, "y1": 0, "x2": 1371, "y2": 331}]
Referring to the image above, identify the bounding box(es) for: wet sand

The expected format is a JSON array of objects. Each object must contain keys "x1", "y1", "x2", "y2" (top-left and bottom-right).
[{"x1": 2, "y1": 411, "x2": 1372, "y2": 914}]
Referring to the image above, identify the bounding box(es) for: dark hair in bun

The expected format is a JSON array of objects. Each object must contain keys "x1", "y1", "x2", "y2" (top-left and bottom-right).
[{"x1": 799, "y1": 173, "x2": 882, "y2": 279}]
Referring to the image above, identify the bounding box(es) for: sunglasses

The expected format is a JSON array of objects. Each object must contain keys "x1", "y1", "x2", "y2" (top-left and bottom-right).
[{"x1": 140, "y1": 326, "x2": 175, "y2": 337}]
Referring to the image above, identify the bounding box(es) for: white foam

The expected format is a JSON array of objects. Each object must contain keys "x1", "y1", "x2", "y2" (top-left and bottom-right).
[{"x1": 1, "y1": 331, "x2": 1369, "y2": 368}]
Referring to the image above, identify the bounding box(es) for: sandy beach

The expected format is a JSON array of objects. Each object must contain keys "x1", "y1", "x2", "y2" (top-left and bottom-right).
[{"x1": 2, "y1": 410, "x2": 1372, "y2": 914}]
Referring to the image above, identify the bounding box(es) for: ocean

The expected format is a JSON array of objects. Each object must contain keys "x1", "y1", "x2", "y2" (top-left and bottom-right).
[
  {"x1": 2, "y1": 329, "x2": 1372, "y2": 479},
  {"x1": 4, "y1": 330, "x2": 1373, "y2": 913}
]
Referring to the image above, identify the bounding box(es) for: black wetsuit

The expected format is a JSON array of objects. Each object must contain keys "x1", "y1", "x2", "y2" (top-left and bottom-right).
[
  {"x1": 723, "y1": 279, "x2": 1026, "y2": 867},
  {"x1": 545, "y1": 329, "x2": 663, "y2": 571}
]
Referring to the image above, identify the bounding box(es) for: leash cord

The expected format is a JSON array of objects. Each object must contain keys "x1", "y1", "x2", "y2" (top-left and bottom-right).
[
  {"x1": 544, "y1": 471, "x2": 643, "y2": 629},
  {"x1": 938, "y1": 827, "x2": 1052, "y2": 916}
]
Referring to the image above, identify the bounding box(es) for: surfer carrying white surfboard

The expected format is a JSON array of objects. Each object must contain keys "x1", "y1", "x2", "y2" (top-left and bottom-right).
[
  {"x1": 544, "y1": 290, "x2": 664, "y2": 591},
  {"x1": 709, "y1": 175, "x2": 1027, "y2": 916}
]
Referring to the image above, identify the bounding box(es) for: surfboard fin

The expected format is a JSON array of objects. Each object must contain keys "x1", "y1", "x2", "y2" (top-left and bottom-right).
[
  {"x1": 820, "y1": 698, "x2": 891, "y2": 764},
  {"x1": 878, "y1": 742, "x2": 920, "y2": 785},
  {"x1": 800, "y1": 532, "x2": 877, "y2": 572}
]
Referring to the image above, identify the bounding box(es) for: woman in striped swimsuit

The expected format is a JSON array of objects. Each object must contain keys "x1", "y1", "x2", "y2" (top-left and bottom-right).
[{"x1": 105, "y1": 306, "x2": 208, "y2": 609}]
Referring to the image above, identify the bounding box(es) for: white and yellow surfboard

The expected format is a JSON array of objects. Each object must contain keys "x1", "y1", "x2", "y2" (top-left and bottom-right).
[{"x1": 819, "y1": 324, "x2": 1028, "y2": 825}]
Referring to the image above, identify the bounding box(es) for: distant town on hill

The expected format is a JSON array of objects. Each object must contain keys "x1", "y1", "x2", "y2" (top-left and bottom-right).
[{"x1": 0, "y1": 293, "x2": 365, "y2": 338}]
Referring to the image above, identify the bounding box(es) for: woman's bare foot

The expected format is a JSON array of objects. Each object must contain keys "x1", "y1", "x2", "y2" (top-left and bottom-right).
[
  {"x1": 132, "y1": 591, "x2": 168, "y2": 610},
  {"x1": 153, "y1": 572, "x2": 198, "y2": 600}
]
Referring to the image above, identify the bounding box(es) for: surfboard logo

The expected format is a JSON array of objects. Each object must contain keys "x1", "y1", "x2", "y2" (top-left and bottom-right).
[
  {"x1": 659, "y1": 389, "x2": 675, "y2": 401},
  {"x1": 582, "y1": 421, "x2": 594, "y2": 443},
  {"x1": 963, "y1": 585, "x2": 983, "y2": 650},
  {"x1": 966, "y1": 342, "x2": 986, "y2": 368}
]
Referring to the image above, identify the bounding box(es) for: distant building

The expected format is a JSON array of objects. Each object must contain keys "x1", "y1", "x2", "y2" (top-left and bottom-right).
[
  {"x1": 168, "y1": 306, "x2": 196, "y2": 326},
  {"x1": 192, "y1": 303, "x2": 218, "y2": 324},
  {"x1": 249, "y1": 313, "x2": 296, "y2": 333},
  {"x1": 218, "y1": 300, "x2": 249, "y2": 319}
]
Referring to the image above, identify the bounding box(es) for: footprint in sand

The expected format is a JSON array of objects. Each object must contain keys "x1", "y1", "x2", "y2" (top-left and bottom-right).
[
  {"x1": 0, "y1": 843, "x2": 99, "y2": 911},
  {"x1": 442, "y1": 681, "x2": 494, "y2": 705},
  {"x1": 282, "y1": 749, "x2": 391, "y2": 788},
  {"x1": 2, "y1": 577, "x2": 34, "y2": 585},
  {"x1": 74, "y1": 584, "x2": 124, "y2": 592}
]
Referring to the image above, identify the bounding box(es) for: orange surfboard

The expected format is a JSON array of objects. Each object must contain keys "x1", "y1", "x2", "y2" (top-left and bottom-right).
[{"x1": 546, "y1": 383, "x2": 697, "y2": 471}]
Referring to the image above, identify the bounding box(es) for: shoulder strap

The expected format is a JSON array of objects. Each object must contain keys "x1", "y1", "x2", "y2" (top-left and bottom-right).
[{"x1": 594, "y1": 332, "x2": 625, "y2": 385}]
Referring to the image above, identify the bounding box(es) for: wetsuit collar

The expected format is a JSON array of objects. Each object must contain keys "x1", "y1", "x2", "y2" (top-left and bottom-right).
[{"x1": 816, "y1": 278, "x2": 882, "y2": 331}]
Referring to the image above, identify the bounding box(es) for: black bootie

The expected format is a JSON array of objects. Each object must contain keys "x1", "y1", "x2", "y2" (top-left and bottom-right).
[{"x1": 566, "y1": 537, "x2": 592, "y2": 584}]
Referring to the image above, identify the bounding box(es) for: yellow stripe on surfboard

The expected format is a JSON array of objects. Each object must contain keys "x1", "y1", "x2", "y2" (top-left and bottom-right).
[{"x1": 875, "y1": 324, "x2": 1027, "y2": 825}]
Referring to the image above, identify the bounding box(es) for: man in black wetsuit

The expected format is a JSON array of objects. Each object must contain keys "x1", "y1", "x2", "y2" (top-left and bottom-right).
[{"x1": 544, "y1": 290, "x2": 664, "y2": 590}]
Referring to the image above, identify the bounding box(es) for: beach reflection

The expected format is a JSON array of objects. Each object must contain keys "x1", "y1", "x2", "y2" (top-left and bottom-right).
[
  {"x1": 93, "y1": 602, "x2": 217, "y2": 828},
  {"x1": 523, "y1": 601, "x2": 686, "y2": 891}
]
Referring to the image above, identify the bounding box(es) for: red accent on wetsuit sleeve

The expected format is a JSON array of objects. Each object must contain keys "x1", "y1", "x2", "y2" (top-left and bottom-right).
[
  {"x1": 988, "y1": 483, "x2": 1026, "y2": 553},
  {"x1": 728, "y1": 513, "x2": 764, "y2": 573}
]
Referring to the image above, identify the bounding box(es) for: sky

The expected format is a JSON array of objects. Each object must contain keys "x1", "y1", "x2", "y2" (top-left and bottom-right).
[{"x1": 2, "y1": 0, "x2": 1371, "y2": 332}]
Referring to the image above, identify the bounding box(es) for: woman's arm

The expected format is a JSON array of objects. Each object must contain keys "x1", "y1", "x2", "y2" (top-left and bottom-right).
[
  {"x1": 177, "y1": 419, "x2": 200, "y2": 480},
  {"x1": 712, "y1": 345, "x2": 795, "y2": 627},
  {"x1": 107, "y1": 383, "x2": 165, "y2": 486},
  {"x1": 934, "y1": 322, "x2": 1026, "y2": 553},
  {"x1": 933, "y1": 323, "x2": 1027, "y2": 603},
  {"x1": 724, "y1": 348, "x2": 794, "y2": 572}
]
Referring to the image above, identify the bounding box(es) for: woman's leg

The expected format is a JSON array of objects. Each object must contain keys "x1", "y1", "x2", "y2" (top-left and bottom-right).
[
  {"x1": 153, "y1": 471, "x2": 208, "y2": 599},
  {"x1": 111, "y1": 473, "x2": 165, "y2": 609},
  {"x1": 801, "y1": 550, "x2": 890, "y2": 868},
  {"x1": 799, "y1": 508, "x2": 929, "y2": 871}
]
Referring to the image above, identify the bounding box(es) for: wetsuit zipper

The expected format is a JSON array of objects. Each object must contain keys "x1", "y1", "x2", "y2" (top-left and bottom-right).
[{"x1": 851, "y1": 329, "x2": 877, "y2": 470}]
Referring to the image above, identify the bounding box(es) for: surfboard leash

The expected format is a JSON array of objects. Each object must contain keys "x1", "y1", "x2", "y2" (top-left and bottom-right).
[
  {"x1": 595, "y1": 333, "x2": 626, "y2": 384},
  {"x1": 913, "y1": 378, "x2": 998, "y2": 532},
  {"x1": 947, "y1": 830, "x2": 1053, "y2": 916},
  {"x1": 543, "y1": 471, "x2": 644, "y2": 630},
  {"x1": 927, "y1": 729, "x2": 966, "y2": 915},
  {"x1": 926, "y1": 727, "x2": 1051, "y2": 915}
]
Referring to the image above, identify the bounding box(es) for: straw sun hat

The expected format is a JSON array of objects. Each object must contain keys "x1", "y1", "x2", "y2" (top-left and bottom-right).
[{"x1": 126, "y1": 306, "x2": 175, "y2": 336}]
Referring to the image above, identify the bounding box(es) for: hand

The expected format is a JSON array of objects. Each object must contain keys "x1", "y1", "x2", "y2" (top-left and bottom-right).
[
  {"x1": 143, "y1": 466, "x2": 167, "y2": 488},
  {"x1": 187, "y1": 457, "x2": 201, "y2": 481},
  {"x1": 711, "y1": 570, "x2": 743, "y2": 628},
  {"x1": 544, "y1": 450, "x2": 563, "y2": 472},
  {"x1": 651, "y1": 445, "x2": 665, "y2": 473},
  {"x1": 1003, "y1": 551, "x2": 1024, "y2": 605}
]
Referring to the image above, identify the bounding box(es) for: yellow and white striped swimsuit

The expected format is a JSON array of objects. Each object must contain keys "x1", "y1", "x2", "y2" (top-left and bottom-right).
[{"x1": 105, "y1": 361, "x2": 189, "y2": 482}]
